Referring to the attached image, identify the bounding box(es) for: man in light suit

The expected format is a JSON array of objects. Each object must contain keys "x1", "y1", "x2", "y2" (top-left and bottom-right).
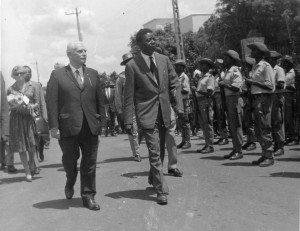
[
  {"x1": 123, "y1": 28, "x2": 183, "y2": 205},
  {"x1": 47, "y1": 41, "x2": 105, "y2": 211}
]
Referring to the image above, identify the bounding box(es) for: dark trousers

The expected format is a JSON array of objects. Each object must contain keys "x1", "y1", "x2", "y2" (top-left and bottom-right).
[
  {"x1": 59, "y1": 115, "x2": 99, "y2": 199},
  {"x1": 143, "y1": 106, "x2": 169, "y2": 194},
  {"x1": 252, "y1": 94, "x2": 273, "y2": 157},
  {"x1": 242, "y1": 96, "x2": 256, "y2": 143},
  {"x1": 226, "y1": 95, "x2": 243, "y2": 152},
  {"x1": 271, "y1": 93, "x2": 285, "y2": 149},
  {"x1": 106, "y1": 107, "x2": 116, "y2": 135}
]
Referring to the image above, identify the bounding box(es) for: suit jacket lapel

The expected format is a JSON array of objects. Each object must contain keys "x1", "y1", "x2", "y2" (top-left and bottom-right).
[
  {"x1": 65, "y1": 65, "x2": 81, "y2": 90},
  {"x1": 135, "y1": 53, "x2": 158, "y2": 86},
  {"x1": 154, "y1": 53, "x2": 163, "y2": 87}
]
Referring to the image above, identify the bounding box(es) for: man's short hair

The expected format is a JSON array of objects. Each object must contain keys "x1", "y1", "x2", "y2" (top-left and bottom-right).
[
  {"x1": 66, "y1": 41, "x2": 84, "y2": 54},
  {"x1": 136, "y1": 28, "x2": 152, "y2": 44},
  {"x1": 23, "y1": 65, "x2": 32, "y2": 73}
]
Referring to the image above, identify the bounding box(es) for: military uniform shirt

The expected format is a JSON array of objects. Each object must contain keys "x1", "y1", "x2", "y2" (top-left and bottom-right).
[
  {"x1": 273, "y1": 65, "x2": 286, "y2": 93},
  {"x1": 250, "y1": 60, "x2": 274, "y2": 94},
  {"x1": 196, "y1": 72, "x2": 215, "y2": 97},
  {"x1": 285, "y1": 68, "x2": 295, "y2": 93},
  {"x1": 223, "y1": 66, "x2": 243, "y2": 96}
]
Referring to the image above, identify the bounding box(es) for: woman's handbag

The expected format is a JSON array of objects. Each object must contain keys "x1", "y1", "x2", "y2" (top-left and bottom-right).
[{"x1": 34, "y1": 117, "x2": 49, "y2": 136}]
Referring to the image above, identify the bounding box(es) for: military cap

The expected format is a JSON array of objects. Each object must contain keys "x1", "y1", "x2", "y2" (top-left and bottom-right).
[
  {"x1": 120, "y1": 52, "x2": 133, "y2": 66},
  {"x1": 223, "y1": 50, "x2": 241, "y2": 64},
  {"x1": 198, "y1": 58, "x2": 215, "y2": 68},
  {"x1": 174, "y1": 59, "x2": 186, "y2": 67},
  {"x1": 269, "y1": 51, "x2": 282, "y2": 58},
  {"x1": 247, "y1": 42, "x2": 270, "y2": 56},
  {"x1": 282, "y1": 55, "x2": 294, "y2": 64}
]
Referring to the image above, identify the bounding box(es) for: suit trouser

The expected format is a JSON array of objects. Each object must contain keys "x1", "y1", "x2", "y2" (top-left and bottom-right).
[
  {"x1": 284, "y1": 92, "x2": 298, "y2": 140},
  {"x1": 128, "y1": 113, "x2": 140, "y2": 157},
  {"x1": 226, "y1": 95, "x2": 243, "y2": 152},
  {"x1": 143, "y1": 107, "x2": 169, "y2": 194},
  {"x1": 213, "y1": 93, "x2": 228, "y2": 139},
  {"x1": 242, "y1": 96, "x2": 256, "y2": 143},
  {"x1": 106, "y1": 107, "x2": 116, "y2": 134},
  {"x1": 197, "y1": 96, "x2": 214, "y2": 147},
  {"x1": 160, "y1": 119, "x2": 178, "y2": 170},
  {"x1": 271, "y1": 93, "x2": 285, "y2": 150},
  {"x1": 252, "y1": 94, "x2": 273, "y2": 158},
  {"x1": 59, "y1": 115, "x2": 99, "y2": 199}
]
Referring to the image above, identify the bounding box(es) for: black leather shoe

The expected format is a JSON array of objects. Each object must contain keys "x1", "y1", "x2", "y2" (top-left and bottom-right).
[
  {"x1": 65, "y1": 186, "x2": 74, "y2": 200},
  {"x1": 82, "y1": 197, "x2": 100, "y2": 210},
  {"x1": 39, "y1": 152, "x2": 44, "y2": 162},
  {"x1": 286, "y1": 140, "x2": 299, "y2": 146},
  {"x1": 168, "y1": 168, "x2": 183, "y2": 177},
  {"x1": 177, "y1": 142, "x2": 184, "y2": 149},
  {"x1": 157, "y1": 194, "x2": 168, "y2": 205},
  {"x1": 181, "y1": 142, "x2": 191, "y2": 149},
  {"x1": 259, "y1": 158, "x2": 274, "y2": 167},
  {"x1": 223, "y1": 151, "x2": 234, "y2": 159},
  {"x1": 199, "y1": 146, "x2": 214, "y2": 154},
  {"x1": 252, "y1": 156, "x2": 267, "y2": 166},
  {"x1": 242, "y1": 142, "x2": 256, "y2": 151},
  {"x1": 219, "y1": 139, "x2": 229, "y2": 145},
  {"x1": 213, "y1": 138, "x2": 223, "y2": 145},
  {"x1": 7, "y1": 165, "x2": 18, "y2": 173},
  {"x1": 229, "y1": 152, "x2": 243, "y2": 160},
  {"x1": 274, "y1": 148, "x2": 284, "y2": 157}
]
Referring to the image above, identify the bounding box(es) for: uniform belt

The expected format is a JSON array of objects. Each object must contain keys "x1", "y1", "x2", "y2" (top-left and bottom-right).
[{"x1": 251, "y1": 93, "x2": 271, "y2": 99}]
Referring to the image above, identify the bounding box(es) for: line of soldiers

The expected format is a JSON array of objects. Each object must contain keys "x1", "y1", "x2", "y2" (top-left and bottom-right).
[{"x1": 175, "y1": 42, "x2": 299, "y2": 167}]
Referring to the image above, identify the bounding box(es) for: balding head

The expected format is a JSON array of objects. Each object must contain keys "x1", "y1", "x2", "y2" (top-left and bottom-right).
[{"x1": 66, "y1": 41, "x2": 87, "y2": 68}]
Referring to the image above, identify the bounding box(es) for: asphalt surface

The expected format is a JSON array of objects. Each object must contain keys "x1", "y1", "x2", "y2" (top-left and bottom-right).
[{"x1": 0, "y1": 133, "x2": 299, "y2": 231}]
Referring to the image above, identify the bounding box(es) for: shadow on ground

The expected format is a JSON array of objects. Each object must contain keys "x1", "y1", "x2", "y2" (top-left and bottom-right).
[
  {"x1": 276, "y1": 157, "x2": 300, "y2": 162},
  {"x1": 269, "y1": 172, "x2": 300, "y2": 178},
  {"x1": 222, "y1": 162, "x2": 253, "y2": 167},
  {"x1": 105, "y1": 187, "x2": 156, "y2": 202},
  {"x1": 0, "y1": 176, "x2": 42, "y2": 184},
  {"x1": 121, "y1": 171, "x2": 148, "y2": 178},
  {"x1": 200, "y1": 156, "x2": 224, "y2": 161},
  {"x1": 33, "y1": 198, "x2": 83, "y2": 210}
]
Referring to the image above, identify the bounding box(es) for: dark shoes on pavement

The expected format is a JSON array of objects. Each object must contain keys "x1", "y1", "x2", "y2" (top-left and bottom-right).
[
  {"x1": 65, "y1": 186, "x2": 74, "y2": 200},
  {"x1": 157, "y1": 193, "x2": 168, "y2": 205},
  {"x1": 252, "y1": 156, "x2": 274, "y2": 167},
  {"x1": 7, "y1": 165, "x2": 18, "y2": 173},
  {"x1": 197, "y1": 146, "x2": 214, "y2": 154},
  {"x1": 168, "y1": 168, "x2": 183, "y2": 177},
  {"x1": 224, "y1": 151, "x2": 243, "y2": 160},
  {"x1": 242, "y1": 142, "x2": 256, "y2": 151},
  {"x1": 134, "y1": 155, "x2": 142, "y2": 162},
  {"x1": 177, "y1": 142, "x2": 184, "y2": 149},
  {"x1": 214, "y1": 138, "x2": 229, "y2": 145},
  {"x1": 82, "y1": 197, "x2": 100, "y2": 211},
  {"x1": 273, "y1": 148, "x2": 284, "y2": 157},
  {"x1": 181, "y1": 142, "x2": 191, "y2": 149},
  {"x1": 285, "y1": 139, "x2": 299, "y2": 146}
]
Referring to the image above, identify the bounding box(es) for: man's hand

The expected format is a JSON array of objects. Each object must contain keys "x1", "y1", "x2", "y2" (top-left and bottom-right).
[
  {"x1": 125, "y1": 124, "x2": 133, "y2": 136},
  {"x1": 50, "y1": 128, "x2": 60, "y2": 139},
  {"x1": 1, "y1": 135, "x2": 9, "y2": 143},
  {"x1": 177, "y1": 110, "x2": 184, "y2": 119}
]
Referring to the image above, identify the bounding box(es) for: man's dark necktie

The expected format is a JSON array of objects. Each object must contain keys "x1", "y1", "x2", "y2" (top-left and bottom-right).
[
  {"x1": 75, "y1": 70, "x2": 82, "y2": 88},
  {"x1": 149, "y1": 56, "x2": 159, "y2": 84}
]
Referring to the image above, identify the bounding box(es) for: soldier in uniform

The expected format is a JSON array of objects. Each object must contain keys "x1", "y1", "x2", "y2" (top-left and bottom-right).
[
  {"x1": 174, "y1": 59, "x2": 191, "y2": 150},
  {"x1": 213, "y1": 59, "x2": 229, "y2": 145},
  {"x1": 281, "y1": 55, "x2": 299, "y2": 146},
  {"x1": 266, "y1": 51, "x2": 286, "y2": 156},
  {"x1": 193, "y1": 58, "x2": 215, "y2": 154},
  {"x1": 245, "y1": 42, "x2": 275, "y2": 167},
  {"x1": 219, "y1": 50, "x2": 244, "y2": 160}
]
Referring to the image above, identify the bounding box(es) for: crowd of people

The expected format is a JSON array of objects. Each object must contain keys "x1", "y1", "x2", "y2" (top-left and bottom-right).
[{"x1": 0, "y1": 27, "x2": 299, "y2": 209}]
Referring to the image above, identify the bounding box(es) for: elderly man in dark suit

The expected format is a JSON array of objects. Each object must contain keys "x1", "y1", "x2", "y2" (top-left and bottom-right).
[
  {"x1": 123, "y1": 28, "x2": 183, "y2": 205},
  {"x1": 47, "y1": 41, "x2": 105, "y2": 210}
]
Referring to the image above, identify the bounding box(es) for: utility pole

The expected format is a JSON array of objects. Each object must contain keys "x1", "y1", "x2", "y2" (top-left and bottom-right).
[
  {"x1": 33, "y1": 61, "x2": 40, "y2": 83},
  {"x1": 65, "y1": 8, "x2": 83, "y2": 41},
  {"x1": 172, "y1": 0, "x2": 185, "y2": 60}
]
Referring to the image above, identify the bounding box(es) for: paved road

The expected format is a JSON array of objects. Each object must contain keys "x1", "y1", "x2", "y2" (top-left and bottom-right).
[{"x1": 0, "y1": 134, "x2": 299, "y2": 231}]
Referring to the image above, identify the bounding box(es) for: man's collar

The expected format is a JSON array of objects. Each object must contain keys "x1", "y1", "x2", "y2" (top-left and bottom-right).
[{"x1": 69, "y1": 64, "x2": 83, "y2": 74}]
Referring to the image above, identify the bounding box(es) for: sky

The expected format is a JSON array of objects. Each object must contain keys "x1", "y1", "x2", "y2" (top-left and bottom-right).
[{"x1": 1, "y1": 0, "x2": 217, "y2": 87}]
